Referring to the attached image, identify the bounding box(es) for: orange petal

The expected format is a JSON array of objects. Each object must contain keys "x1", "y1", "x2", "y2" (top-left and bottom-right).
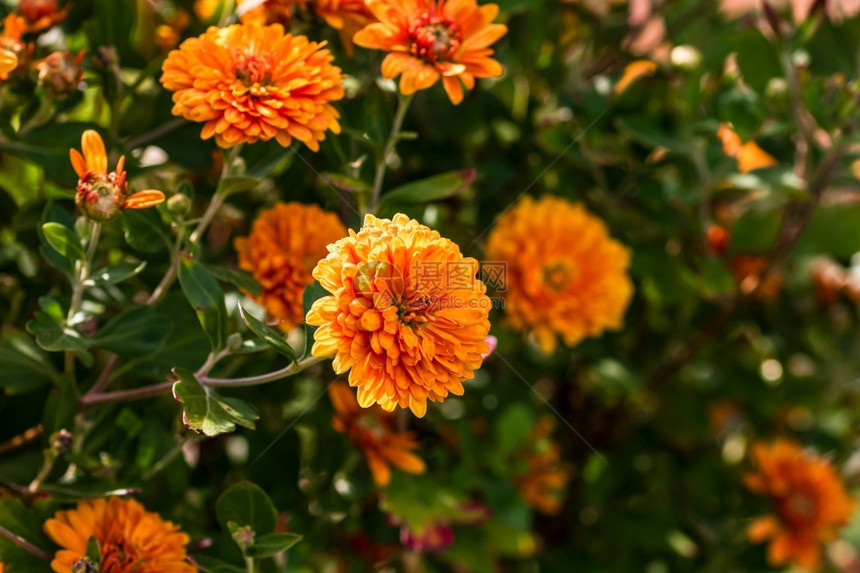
[
  {"x1": 81, "y1": 130, "x2": 107, "y2": 174},
  {"x1": 69, "y1": 148, "x2": 87, "y2": 178},
  {"x1": 365, "y1": 452, "x2": 391, "y2": 487},
  {"x1": 614, "y1": 60, "x2": 658, "y2": 95},
  {"x1": 737, "y1": 142, "x2": 778, "y2": 173},
  {"x1": 0, "y1": 48, "x2": 17, "y2": 74},
  {"x1": 124, "y1": 190, "x2": 165, "y2": 210}
]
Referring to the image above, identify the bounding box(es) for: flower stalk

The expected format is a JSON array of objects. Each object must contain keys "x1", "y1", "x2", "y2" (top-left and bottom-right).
[{"x1": 368, "y1": 92, "x2": 413, "y2": 213}]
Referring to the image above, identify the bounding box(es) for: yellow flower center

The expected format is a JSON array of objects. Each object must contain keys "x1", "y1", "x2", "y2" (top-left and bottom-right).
[{"x1": 408, "y1": 13, "x2": 462, "y2": 64}]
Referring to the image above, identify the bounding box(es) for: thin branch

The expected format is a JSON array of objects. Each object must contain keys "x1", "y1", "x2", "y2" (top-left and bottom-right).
[{"x1": 0, "y1": 525, "x2": 51, "y2": 562}]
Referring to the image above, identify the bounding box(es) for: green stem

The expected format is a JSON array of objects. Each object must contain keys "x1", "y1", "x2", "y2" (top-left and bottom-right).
[
  {"x1": 0, "y1": 525, "x2": 50, "y2": 562},
  {"x1": 65, "y1": 222, "x2": 102, "y2": 373},
  {"x1": 245, "y1": 556, "x2": 255, "y2": 573},
  {"x1": 368, "y1": 93, "x2": 413, "y2": 214},
  {"x1": 79, "y1": 355, "x2": 328, "y2": 408},
  {"x1": 26, "y1": 448, "x2": 57, "y2": 494}
]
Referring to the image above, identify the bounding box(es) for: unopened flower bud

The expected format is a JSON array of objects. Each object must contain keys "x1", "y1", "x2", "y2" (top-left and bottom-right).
[
  {"x1": 167, "y1": 193, "x2": 191, "y2": 218},
  {"x1": 36, "y1": 51, "x2": 84, "y2": 96},
  {"x1": 19, "y1": 0, "x2": 58, "y2": 23},
  {"x1": 670, "y1": 45, "x2": 702, "y2": 71},
  {"x1": 226, "y1": 332, "x2": 243, "y2": 352},
  {"x1": 75, "y1": 173, "x2": 127, "y2": 222},
  {"x1": 231, "y1": 525, "x2": 255, "y2": 552},
  {"x1": 50, "y1": 429, "x2": 72, "y2": 454}
]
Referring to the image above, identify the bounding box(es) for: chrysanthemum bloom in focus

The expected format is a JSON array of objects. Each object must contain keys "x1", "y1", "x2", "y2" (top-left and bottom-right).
[
  {"x1": 485, "y1": 195, "x2": 633, "y2": 354},
  {"x1": 71, "y1": 130, "x2": 166, "y2": 222},
  {"x1": 235, "y1": 202, "x2": 347, "y2": 331},
  {"x1": 353, "y1": 0, "x2": 507, "y2": 104},
  {"x1": 44, "y1": 497, "x2": 197, "y2": 573},
  {"x1": 717, "y1": 123, "x2": 778, "y2": 173},
  {"x1": 307, "y1": 213, "x2": 492, "y2": 417},
  {"x1": 330, "y1": 382, "x2": 425, "y2": 486},
  {"x1": 514, "y1": 417, "x2": 570, "y2": 515},
  {"x1": 744, "y1": 438, "x2": 856, "y2": 570},
  {"x1": 161, "y1": 23, "x2": 344, "y2": 149}
]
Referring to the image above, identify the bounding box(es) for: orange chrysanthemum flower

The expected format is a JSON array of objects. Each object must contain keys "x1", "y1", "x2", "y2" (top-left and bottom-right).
[
  {"x1": 71, "y1": 130, "x2": 166, "y2": 222},
  {"x1": 330, "y1": 382, "x2": 426, "y2": 486},
  {"x1": 353, "y1": 0, "x2": 507, "y2": 104},
  {"x1": 514, "y1": 417, "x2": 571, "y2": 515},
  {"x1": 0, "y1": 14, "x2": 29, "y2": 81},
  {"x1": 44, "y1": 497, "x2": 196, "y2": 573},
  {"x1": 235, "y1": 202, "x2": 347, "y2": 331},
  {"x1": 485, "y1": 196, "x2": 633, "y2": 354},
  {"x1": 306, "y1": 213, "x2": 492, "y2": 417},
  {"x1": 744, "y1": 439, "x2": 856, "y2": 570},
  {"x1": 161, "y1": 23, "x2": 344, "y2": 149}
]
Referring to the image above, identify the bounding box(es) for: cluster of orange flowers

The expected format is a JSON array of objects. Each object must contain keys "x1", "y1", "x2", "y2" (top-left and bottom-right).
[{"x1": 43, "y1": 497, "x2": 196, "y2": 572}]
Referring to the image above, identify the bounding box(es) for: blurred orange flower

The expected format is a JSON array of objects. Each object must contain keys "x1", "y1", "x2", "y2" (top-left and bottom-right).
[
  {"x1": 614, "y1": 59, "x2": 658, "y2": 94},
  {"x1": 485, "y1": 195, "x2": 633, "y2": 354},
  {"x1": 18, "y1": 0, "x2": 68, "y2": 33},
  {"x1": 238, "y1": 0, "x2": 300, "y2": 26},
  {"x1": 717, "y1": 123, "x2": 778, "y2": 173},
  {"x1": 44, "y1": 497, "x2": 196, "y2": 573},
  {"x1": 71, "y1": 130, "x2": 165, "y2": 221},
  {"x1": 745, "y1": 439, "x2": 856, "y2": 570},
  {"x1": 515, "y1": 417, "x2": 570, "y2": 515},
  {"x1": 330, "y1": 382, "x2": 426, "y2": 487},
  {"x1": 235, "y1": 202, "x2": 347, "y2": 331},
  {"x1": 161, "y1": 23, "x2": 344, "y2": 149},
  {"x1": 36, "y1": 50, "x2": 85, "y2": 95},
  {"x1": 0, "y1": 14, "x2": 30, "y2": 81},
  {"x1": 353, "y1": 0, "x2": 507, "y2": 104},
  {"x1": 306, "y1": 213, "x2": 492, "y2": 417}
]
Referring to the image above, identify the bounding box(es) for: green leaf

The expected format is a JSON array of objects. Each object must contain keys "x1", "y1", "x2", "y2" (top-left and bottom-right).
[
  {"x1": 206, "y1": 264, "x2": 262, "y2": 296},
  {"x1": 795, "y1": 204, "x2": 860, "y2": 259},
  {"x1": 38, "y1": 484, "x2": 141, "y2": 502},
  {"x1": 496, "y1": 404, "x2": 534, "y2": 455},
  {"x1": 91, "y1": 306, "x2": 173, "y2": 356},
  {"x1": 43, "y1": 374, "x2": 78, "y2": 437},
  {"x1": 0, "y1": 497, "x2": 54, "y2": 570},
  {"x1": 729, "y1": 210, "x2": 782, "y2": 255},
  {"x1": 25, "y1": 297, "x2": 93, "y2": 365},
  {"x1": 85, "y1": 261, "x2": 147, "y2": 286},
  {"x1": 217, "y1": 176, "x2": 260, "y2": 196},
  {"x1": 178, "y1": 254, "x2": 228, "y2": 352},
  {"x1": 238, "y1": 301, "x2": 297, "y2": 363},
  {"x1": 379, "y1": 169, "x2": 476, "y2": 207},
  {"x1": 172, "y1": 368, "x2": 259, "y2": 437},
  {"x1": 121, "y1": 208, "x2": 170, "y2": 253},
  {"x1": 0, "y1": 329, "x2": 58, "y2": 394},
  {"x1": 193, "y1": 555, "x2": 246, "y2": 573},
  {"x1": 41, "y1": 222, "x2": 86, "y2": 260},
  {"x1": 245, "y1": 532, "x2": 303, "y2": 558},
  {"x1": 215, "y1": 481, "x2": 278, "y2": 535},
  {"x1": 85, "y1": 536, "x2": 102, "y2": 566}
]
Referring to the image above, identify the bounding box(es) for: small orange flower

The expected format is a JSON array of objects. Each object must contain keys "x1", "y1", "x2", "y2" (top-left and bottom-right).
[
  {"x1": 155, "y1": 11, "x2": 191, "y2": 50},
  {"x1": 44, "y1": 497, "x2": 197, "y2": 573},
  {"x1": 514, "y1": 417, "x2": 570, "y2": 515},
  {"x1": 234, "y1": 202, "x2": 347, "y2": 331},
  {"x1": 614, "y1": 60, "x2": 658, "y2": 94},
  {"x1": 330, "y1": 382, "x2": 426, "y2": 487},
  {"x1": 18, "y1": 0, "x2": 69, "y2": 32},
  {"x1": 717, "y1": 123, "x2": 778, "y2": 173},
  {"x1": 306, "y1": 213, "x2": 492, "y2": 417},
  {"x1": 161, "y1": 23, "x2": 345, "y2": 150},
  {"x1": 71, "y1": 130, "x2": 166, "y2": 221},
  {"x1": 485, "y1": 196, "x2": 633, "y2": 354},
  {"x1": 745, "y1": 438, "x2": 856, "y2": 570},
  {"x1": 353, "y1": 0, "x2": 507, "y2": 104}
]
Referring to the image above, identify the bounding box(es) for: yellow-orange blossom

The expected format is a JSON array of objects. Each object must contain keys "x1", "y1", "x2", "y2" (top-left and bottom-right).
[
  {"x1": 307, "y1": 214, "x2": 491, "y2": 417},
  {"x1": 44, "y1": 497, "x2": 196, "y2": 573},
  {"x1": 485, "y1": 195, "x2": 633, "y2": 353},
  {"x1": 161, "y1": 23, "x2": 344, "y2": 149},
  {"x1": 353, "y1": 0, "x2": 507, "y2": 104},
  {"x1": 235, "y1": 202, "x2": 347, "y2": 331}
]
